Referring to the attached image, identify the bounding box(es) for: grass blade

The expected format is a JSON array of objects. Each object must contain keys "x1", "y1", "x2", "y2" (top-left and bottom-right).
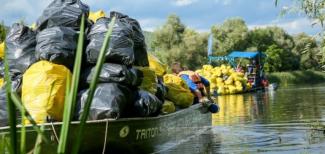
[
  {"x1": 3, "y1": 40, "x2": 18, "y2": 154},
  {"x1": 10, "y1": 92, "x2": 48, "y2": 143},
  {"x1": 20, "y1": 102, "x2": 26, "y2": 154},
  {"x1": 72, "y1": 17, "x2": 116, "y2": 154},
  {"x1": 33, "y1": 125, "x2": 45, "y2": 154},
  {"x1": 57, "y1": 14, "x2": 85, "y2": 154}
]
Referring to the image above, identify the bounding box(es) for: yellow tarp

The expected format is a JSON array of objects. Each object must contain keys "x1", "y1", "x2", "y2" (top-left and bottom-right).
[
  {"x1": 148, "y1": 54, "x2": 167, "y2": 77},
  {"x1": 89, "y1": 10, "x2": 106, "y2": 22},
  {"x1": 163, "y1": 74, "x2": 194, "y2": 108},
  {"x1": 0, "y1": 78, "x2": 3, "y2": 88},
  {"x1": 0, "y1": 42, "x2": 4, "y2": 59},
  {"x1": 22, "y1": 61, "x2": 71, "y2": 124},
  {"x1": 137, "y1": 67, "x2": 157, "y2": 94}
]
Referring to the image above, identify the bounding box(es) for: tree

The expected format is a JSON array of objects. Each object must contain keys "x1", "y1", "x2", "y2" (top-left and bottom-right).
[
  {"x1": 151, "y1": 14, "x2": 207, "y2": 70},
  {"x1": 211, "y1": 18, "x2": 249, "y2": 56},
  {"x1": 264, "y1": 45, "x2": 284, "y2": 72},
  {"x1": 151, "y1": 14, "x2": 185, "y2": 51},
  {"x1": 293, "y1": 33, "x2": 320, "y2": 70},
  {"x1": 248, "y1": 26, "x2": 299, "y2": 72},
  {"x1": 248, "y1": 26, "x2": 295, "y2": 52},
  {"x1": 275, "y1": 0, "x2": 325, "y2": 69}
]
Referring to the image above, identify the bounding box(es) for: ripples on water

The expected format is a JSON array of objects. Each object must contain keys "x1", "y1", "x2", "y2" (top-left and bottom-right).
[{"x1": 160, "y1": 84, "x2": 325, "y2": 154}]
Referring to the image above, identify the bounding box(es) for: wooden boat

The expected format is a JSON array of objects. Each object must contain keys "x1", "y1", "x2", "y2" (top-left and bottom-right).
[{"x1": 0, "y1": 103, "x2": 211, "y2": 153}]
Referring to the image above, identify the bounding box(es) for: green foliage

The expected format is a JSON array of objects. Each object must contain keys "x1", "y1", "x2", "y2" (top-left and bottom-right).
[
  {"x1": 211, "y1": 18, "x2": 249, "y2": 55},
  {"x1": 264, "y1": 45, "x2": 284, "y2": 72},
  {"x1": 275, "y1": 0, "x2": 325, "y2": 69},
  {"x1": 267, "y1": 70, "x2": 325, "y2": 86},
  {"x1": 0, "y1": 22, "x2": 6, "y2": 43},
  {"x1": 151, "y1": 15, "x2": 207, "y2": 70},
  {"x1": 151, "y1": 14, "x2": 185, "y2": 51},
  {"x1": 293, "y1": 33, "x2": 320, "y2": 70},
  {"x1": 150, "y1": 14, "x2": 324, "y2": 72}
]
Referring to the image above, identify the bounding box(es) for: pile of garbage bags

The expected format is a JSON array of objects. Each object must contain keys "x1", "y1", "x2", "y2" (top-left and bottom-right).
[
  {"x1": 196, "y1": 64, "x2": 252, "y2": 95},
  {"x1": 0, "y1": 0, "x2": 198, "y2": 126}
]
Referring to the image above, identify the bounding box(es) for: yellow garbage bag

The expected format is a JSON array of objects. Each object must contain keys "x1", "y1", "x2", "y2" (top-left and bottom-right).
[
  {"x1": 203, "y1": 65, "x2": 213, "y2": 71},
  {"x1": 0, "y1": 42, "x2": 4, "y2": 59},
  {"x1": 0, "y1": 78, "x2": 3, "y2": 88},
  {"x1": 163, "y1": 74, "x2": 194, "y2": 108},
  {"x1": 30, "y1": 23, "x2": 37, "y2": 31},
  {"x1": 161, "y1": 100, "x2": 176, "y2": 114},
  {"x1": 137, "y1": 67, "x2": 157, "y2": 94},
  {"x1": 89, "y1": 10, "x2": 106, "y2": 22},
  {"x1": 148, "y1": 54, "x2": 167, "y2": 77},
  {"x1": 22, "y1": 61, "x2": 71, "y2": 124}
]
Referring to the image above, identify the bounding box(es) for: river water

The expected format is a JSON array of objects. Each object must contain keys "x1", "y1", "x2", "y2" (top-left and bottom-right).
[{"x1": 161, "y1": 84, "x2": 325, "y2": 154}]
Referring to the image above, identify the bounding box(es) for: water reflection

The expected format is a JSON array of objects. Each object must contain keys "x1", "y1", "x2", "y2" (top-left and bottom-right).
[
  {"x1": 212, "y1": 91, "x2": 272, "y2": 125},
  {"x1": 161, "y1": 84, "x2": 325, "y2": 153}
]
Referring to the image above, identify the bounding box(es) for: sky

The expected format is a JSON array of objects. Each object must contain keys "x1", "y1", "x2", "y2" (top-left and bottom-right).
[{"x1": 0, "y1": 0, "x2": 322, "y2": 35}]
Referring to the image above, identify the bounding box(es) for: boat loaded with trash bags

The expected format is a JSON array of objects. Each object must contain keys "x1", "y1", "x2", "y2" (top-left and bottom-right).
[{"x1": 0, "y1": 0, "x2": 212, "y2": 153}]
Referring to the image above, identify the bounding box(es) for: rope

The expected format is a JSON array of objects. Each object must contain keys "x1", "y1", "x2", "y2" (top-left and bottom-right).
[
  {"x1": 102, "y1": 120, "x2": 109, "y2": 154},
  {"x1": 50, "y1": 119, "x2": 59, "y2": 144}
]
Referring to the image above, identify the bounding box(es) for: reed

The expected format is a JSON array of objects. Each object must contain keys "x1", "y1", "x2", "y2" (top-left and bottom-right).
[
  {"x1": 267, "y1": 71, "x2": 325, "y2": 86},
  {"x1": 10, "y1": 92, "x2": 48, "y2": 142},
  {"x1": 33, "y1": 125, "x2": 45, "y2": 154},
  {"x1": 72, "y1": 17, "x2": 116, "y2": 154},
  {"x1": 3, "y1": 41, "x2": 17, "y2": 154},
  {"x1": 57, "y1": 14, "x2": 85, "y2": 154}
]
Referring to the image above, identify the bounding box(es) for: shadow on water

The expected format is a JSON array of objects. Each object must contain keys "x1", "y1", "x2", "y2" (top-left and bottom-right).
[{"x1": 158, "y1": 84, "x2": 325, "y2": 153}]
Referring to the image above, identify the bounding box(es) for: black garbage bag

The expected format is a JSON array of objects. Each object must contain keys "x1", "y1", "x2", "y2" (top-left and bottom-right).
[
  {"x1": 5, "y1": 23, "x2": 36, "y2": 74},
  {"x1": 0, "y1": 61, "x2": 4, "y2": 77},
  {"x1": 36, "y1": 27, "x2": 77, "y2": 68},
  {"x1": 133, "y1": 90, "x2": 162, "y2": 117},
  {"x1": 85, "y1": 63, "x2": 143, "y2": 87},
  {"x1": 36, "y1": 0, "x2": 89, "y2": 31},
  {"x1": 78, "y1": 83, "x2": 136, "y2": 120},
  {"x1": 0, "y1": 88, "x2": 8, "y2": 127},
  {"x1": 86, "y1": 17, "x2": 134, "y2": 65},
  {"x1": 155, "y1": 79, "x2": 168, "y2": 102},
  {"x1": 11, "y1": 74, "x2": 23, "y2": 93},
  {"x1": 110, "y1": 12, "x2": 149, "y2": 66}
]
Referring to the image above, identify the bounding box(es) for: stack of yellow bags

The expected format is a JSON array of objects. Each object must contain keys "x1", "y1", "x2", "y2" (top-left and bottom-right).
[
  {"x1": 196, "y1": 64, "x2": 252, "y2": 95},
  {"x1": 163, "y1": 74, "x2": 194, "y2": 108}
]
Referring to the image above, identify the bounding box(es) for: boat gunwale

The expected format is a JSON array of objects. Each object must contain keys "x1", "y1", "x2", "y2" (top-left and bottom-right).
[{"x1": 0, "y1": 103, "x2": 203, "y2": 131}]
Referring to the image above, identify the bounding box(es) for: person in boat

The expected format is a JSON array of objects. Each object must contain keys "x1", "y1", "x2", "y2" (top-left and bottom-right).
[
  {"x1": 171, "y1": 62, "x2": 210, "y2": 102},
  {"x1": 171, "y1": 63, "x2": 219, "y2": 113}
]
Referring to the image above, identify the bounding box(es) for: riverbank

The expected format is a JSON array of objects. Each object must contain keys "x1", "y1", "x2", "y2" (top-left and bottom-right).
[{"x1": 267, "y1": 71, "x2": 325, "y2": 86}]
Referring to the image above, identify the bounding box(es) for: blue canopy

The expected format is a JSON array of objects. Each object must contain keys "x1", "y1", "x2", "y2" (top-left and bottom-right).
[{"x1": 227, "y1": 51, "x2": 266, "y2": 59}]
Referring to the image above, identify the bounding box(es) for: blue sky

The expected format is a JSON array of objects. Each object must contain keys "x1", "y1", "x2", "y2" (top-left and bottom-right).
[{"x1": 0, "y1": 0, "x2": 322, "y2": 35}]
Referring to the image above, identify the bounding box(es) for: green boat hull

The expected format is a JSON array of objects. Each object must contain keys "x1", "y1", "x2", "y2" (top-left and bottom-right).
[{"x1": 0, "y1": 103, "x2": 211, "y2": 153}]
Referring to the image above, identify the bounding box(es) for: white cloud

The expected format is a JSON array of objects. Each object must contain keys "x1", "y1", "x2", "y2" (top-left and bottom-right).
[
  {"x1": 173, "y1": 0, "x2": 198, "y2": 6},
  {"x1": 0, "y1": 0, "x2": 51, "y2": 25},
  {"x1": 248, "y1": 18, "x2": 321, "y2": 34},
  {"x1": 214, "y1": 0, "x2": 234, "y2": 6},
  {"x1": 138, "y1": 18, "x2": 165, "y2": 32}
]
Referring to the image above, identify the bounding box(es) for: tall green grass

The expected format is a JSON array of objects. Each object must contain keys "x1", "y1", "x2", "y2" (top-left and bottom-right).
[
  {"x1": 57, "y1": 14, "x2": 85, "y2": 154},
  {"x1": 72, "y1": 16, "x2": 116, "y2": 154},
  {"x1": 267, "y1": 70, "x2": 325, "y2": 86},
  {"x1": 3, "y1": 40, "x2": 17, "y2": 154}
]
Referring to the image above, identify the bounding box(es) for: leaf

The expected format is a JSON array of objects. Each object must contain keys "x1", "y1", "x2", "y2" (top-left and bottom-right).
[{"x1": 71, "y1": 17, "x2": 116, "y2": 154}]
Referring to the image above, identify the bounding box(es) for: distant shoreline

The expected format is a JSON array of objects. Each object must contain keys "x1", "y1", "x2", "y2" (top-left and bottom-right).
[{"x1": 267, "y1": 71, "x2": 325, "y2": 87}]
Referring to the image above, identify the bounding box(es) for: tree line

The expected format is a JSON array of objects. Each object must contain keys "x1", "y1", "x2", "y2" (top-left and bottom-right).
[{"x1": 150, "y1": 14, "x2": 325, "y2": 72}]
